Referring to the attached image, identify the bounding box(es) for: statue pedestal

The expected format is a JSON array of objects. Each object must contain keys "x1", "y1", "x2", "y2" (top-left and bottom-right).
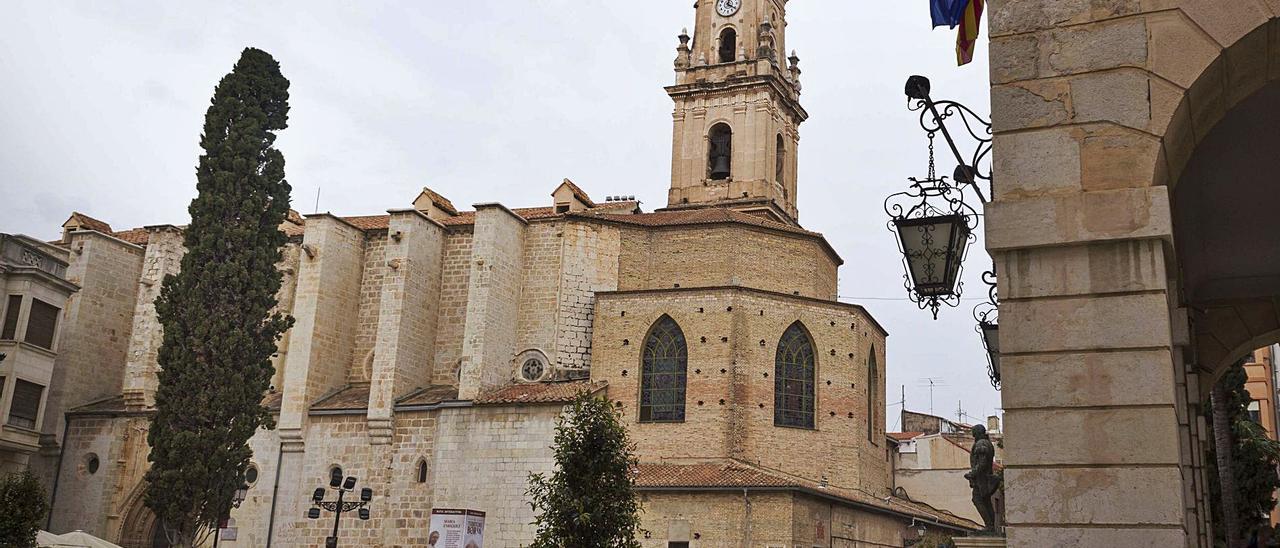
[{"x1": 953, "y1": 536, "x2": 1006, "y2": 548}]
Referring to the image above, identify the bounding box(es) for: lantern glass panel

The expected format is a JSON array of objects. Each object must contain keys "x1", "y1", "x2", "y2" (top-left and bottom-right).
[
  {"x1": 894, "y1": 215, "x2": 970, "y2": 297},
  {"x1": 980, "y1": 322, "x2": 1000, "y2": 381}
]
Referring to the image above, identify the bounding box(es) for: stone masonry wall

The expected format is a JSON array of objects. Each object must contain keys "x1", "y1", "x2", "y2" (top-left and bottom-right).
[
  {"x1": 120, "y1": 227, "x2": 185, "y2": 409},
  {"x1": 269, "y1": 242, "x2": 302, "y2": 393},
  {"x1": 554, "y1": 220, "x2": 621, "y2": 370},
  {"x1": 514, "y1": 221, "x2": 563, "y2": 367},
  {"x1": 616, "y1": 224, "x2": 838, "y2": 299},
  {"x1": 430, "y1": 404, "x2": 559, "y2": 546},
  {"x1": 350, "y1": 231, "x2": 386, "y2": 383},
  {"x1": 592, "y1": 288, "x2": 890, "y2": 494},
  {"x1": 637, "y1": 491, "x2": 793, "y2": 547},
  {"x1": 432, "y1": 229, "x2": 473, "y2": 386},
  {"x1": 458, "y1": 205, "x2": 526, "y2": 399},
  {"x1": 369, "y1": 211, "x2": 443, "y2": 429},
  {"x1": 38, "y1": 233, "x2": 142, "y2": 453},
  {"x1": 278, "y1": 216, "x2": 366, "y2": 436}
]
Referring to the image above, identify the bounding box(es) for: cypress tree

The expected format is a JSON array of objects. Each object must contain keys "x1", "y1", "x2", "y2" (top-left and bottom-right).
[
  {"x1": 527, "y1": 394, "x2": 644, "y2": 548},
  {"x1": 143, "y1": 47, "x2": 293, "y2": 547}
]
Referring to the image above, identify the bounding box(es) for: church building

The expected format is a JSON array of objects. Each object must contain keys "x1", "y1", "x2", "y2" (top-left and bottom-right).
[{"x1": 29, "y1": 1, "x2": 976, "y2": 545}]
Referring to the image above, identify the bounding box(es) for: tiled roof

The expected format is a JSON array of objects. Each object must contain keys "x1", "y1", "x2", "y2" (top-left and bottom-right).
[
  {"x1": 110, "y1": 228, "x2": 152, "y2": 245},
  {"x1": 889, "y1": 432, "x2": 925, "y2": 441},
  {"x1": 396, "y1": 384, "x2": 462, "y2": 407},
  {"x1": 556, "y1": 179, "x2": 595, "y2": 207},
  {"x1": 574, "y1": 208, "x2": 821, "y2": 238},
  {"x1": 416, "y1": 187, "x2": 458, "y2": 215},
  {"x1": 65, "y1": 212, "x2": 114, "y2": 234},
  {"x1": 68, "y1": 396, "x2": 130, "y2": 415},
  {"x1": 340, "y1": 215, "x2": 393, "y2": 231},
  {"x1": 635, "y1": 460, "x2": 980, "y2": 531},
  {"x1": 473, "y1": 380, "x2": 606, "y2": 405},
  {"x1": 311, "y1": 385, "x2": 372, "y2": 410}
]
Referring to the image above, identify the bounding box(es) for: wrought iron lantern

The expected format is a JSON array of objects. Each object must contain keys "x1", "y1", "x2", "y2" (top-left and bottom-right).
[
  {"x1": 974, "y1": 267, "x2": 1000, "y2": 389},
  {"x1": 887, "y1": 75, "x2": 993, "y2": 319}
]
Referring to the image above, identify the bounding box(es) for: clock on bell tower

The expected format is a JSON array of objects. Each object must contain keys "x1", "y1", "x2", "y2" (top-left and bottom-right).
[{"x1": 665, "y1": 0, "x2": 806, "y2": 225}]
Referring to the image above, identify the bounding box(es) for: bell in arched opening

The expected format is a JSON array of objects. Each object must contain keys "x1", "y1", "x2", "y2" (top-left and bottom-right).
[{"x1": 708, "y1": 123, "x2": 732, "y2": 180}]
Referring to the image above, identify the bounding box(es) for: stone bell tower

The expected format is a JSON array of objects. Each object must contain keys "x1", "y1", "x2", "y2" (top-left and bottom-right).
[{"x1": 665, "y1": 0, "x2": 807, "y2": 225}]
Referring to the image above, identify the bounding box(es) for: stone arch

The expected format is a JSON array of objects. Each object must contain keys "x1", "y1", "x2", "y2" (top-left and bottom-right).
[{"x1": 118, "y1": 483, "x2": 168, "y2": 548}]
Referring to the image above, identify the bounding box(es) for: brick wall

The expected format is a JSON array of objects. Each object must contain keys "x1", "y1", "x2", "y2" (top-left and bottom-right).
[
  {"x1": 617, "y1": 225, "x2": 838, "y2": 299},
  {"x1": 592, "y1": 287, "x2": 891, "y2": 494},
  {"x1": 514, "y1": 221, "x2": 563, "y2": 365}
]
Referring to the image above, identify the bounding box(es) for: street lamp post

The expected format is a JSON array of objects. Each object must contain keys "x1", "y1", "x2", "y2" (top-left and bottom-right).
[
  {"x1": 307, "y1": 468, "x2": 372, "y2": 548},
  {"x1": 212, "y1": 483, "x2": 248, "y2": 548}
]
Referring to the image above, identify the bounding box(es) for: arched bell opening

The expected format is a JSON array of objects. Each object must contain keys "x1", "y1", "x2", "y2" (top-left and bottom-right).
[{"x1": 707, "y1": 123, "x2": 733, "y2": 181}]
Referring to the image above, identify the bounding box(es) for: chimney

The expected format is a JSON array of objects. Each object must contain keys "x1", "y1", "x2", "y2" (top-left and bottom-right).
[{"x1": 987, "y1": 415, "x2": 1001, "y2": 434}]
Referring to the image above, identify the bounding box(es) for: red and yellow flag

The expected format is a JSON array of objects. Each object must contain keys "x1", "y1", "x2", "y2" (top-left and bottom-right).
[{"x1": 956, "y1": 0, "x2": 985, "y2": 66}]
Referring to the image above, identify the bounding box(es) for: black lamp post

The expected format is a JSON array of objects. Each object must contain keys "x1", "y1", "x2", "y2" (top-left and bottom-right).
[
  {"x1": 885, "y1": 75, "x2": 993, "y2": 319},
  {"x1": 307, "y1": 468, "x2": 372, "y2": 548},
  {"x1": 212, "y1": 483, "x2": 248, "y2": 548}
]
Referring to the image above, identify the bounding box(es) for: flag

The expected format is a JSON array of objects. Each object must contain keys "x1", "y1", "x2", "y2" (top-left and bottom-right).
[
  {"x1": 930, "y1": 0, "x2": 966, "y2": 28},
  {"x1": 956, "y1": 0, "x2": 985, "y2": 66}
]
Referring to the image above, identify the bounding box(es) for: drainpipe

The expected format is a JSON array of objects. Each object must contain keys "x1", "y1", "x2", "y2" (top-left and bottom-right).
[
  {"x1": 742, "y1": 488, "x2": 752, "y2": 548},
  {"x1": 265, "y1": 441, "x2": 284, "y2": 548},
  {"x1": 46, "y1": 412, "x2": 71, "y2": 530}
]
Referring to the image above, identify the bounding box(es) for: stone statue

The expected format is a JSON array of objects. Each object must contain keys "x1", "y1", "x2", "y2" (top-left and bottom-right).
[{"x1": 965, "y1": 424, "x2": 1001, "y2": 533}]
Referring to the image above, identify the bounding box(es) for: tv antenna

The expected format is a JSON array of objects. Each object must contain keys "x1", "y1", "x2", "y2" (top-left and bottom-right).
[{"x1": 916, "y1": 377, "x2": 948, "y2": 415}]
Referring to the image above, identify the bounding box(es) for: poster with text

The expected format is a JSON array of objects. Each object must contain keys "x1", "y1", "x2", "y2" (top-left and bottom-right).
[{"x1": 429, "y1": 508, "x2": 485, "y2": 548}]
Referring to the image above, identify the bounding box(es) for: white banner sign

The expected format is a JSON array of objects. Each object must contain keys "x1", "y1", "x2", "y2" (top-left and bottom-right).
[{"x1": 429, "y1": 508, "x2": 485, "y2": 548}]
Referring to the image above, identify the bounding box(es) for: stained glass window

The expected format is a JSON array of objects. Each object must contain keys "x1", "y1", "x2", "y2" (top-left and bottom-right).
[
  {"x1": 775, "y1": 322, "x2": 815, "y2": 428},
  {"x1": 640, "y1": 315, "x2": 688, "y2": 422}
]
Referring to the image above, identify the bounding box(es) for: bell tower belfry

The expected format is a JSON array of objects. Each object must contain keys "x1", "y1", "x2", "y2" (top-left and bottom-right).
[{"x1": 665, "y1": 0, "x2": 807, "y2": 225}]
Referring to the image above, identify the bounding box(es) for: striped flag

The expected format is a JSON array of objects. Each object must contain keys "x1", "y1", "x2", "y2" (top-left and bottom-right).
[{"x1": 955, "y1": 0, "x2": 985, "y2": 66}]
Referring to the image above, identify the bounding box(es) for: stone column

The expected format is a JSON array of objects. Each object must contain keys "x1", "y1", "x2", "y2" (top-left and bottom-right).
[
  {"x1": 121, "y1": 226, "x2": 185, "y2": 410},
  {"x1": 367, "y1": 209, "x2": 444, "y2": 442},
  {"x1": 457, "y1": 204, "x2": 526, "y2": 400},
  {"x1": 277, "y1": 215, "x2": 365, "y2": 450}
]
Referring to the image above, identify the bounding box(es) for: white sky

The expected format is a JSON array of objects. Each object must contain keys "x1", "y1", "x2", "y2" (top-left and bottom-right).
[{"x1": 0, "y1": 1, "x2": 999, "y2": 429}]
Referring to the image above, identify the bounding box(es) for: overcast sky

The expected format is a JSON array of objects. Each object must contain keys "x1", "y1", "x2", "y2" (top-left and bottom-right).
[{"x1": 0, "y1": 1, "x2": 998, "y2": 429}]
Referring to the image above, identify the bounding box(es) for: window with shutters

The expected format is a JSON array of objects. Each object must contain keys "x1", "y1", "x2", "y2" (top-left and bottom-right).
[
  {"x1": 640, "y1": 315, "x2": 688, "y2": 423},
  {"x1": 774, "y1": 322, "x2": 816, "y2": 429},
  {"x1": 0, "y1": 295, "x2": 20, "y2": 340},
  {"x1": 24, "y1": 299, "x2": 59, "y2": 350},
  {"x1": 8, "y1": 379, "x2": 43, "y2": 429}
]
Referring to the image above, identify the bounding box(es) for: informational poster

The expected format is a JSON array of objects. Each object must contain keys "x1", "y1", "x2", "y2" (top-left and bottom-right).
[{"x1": 429, "y1": 508, "x2": 485, "y2": 548}]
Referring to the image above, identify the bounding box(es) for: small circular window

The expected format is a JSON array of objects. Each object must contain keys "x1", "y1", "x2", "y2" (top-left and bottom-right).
[
  {"x1": 244, "y1": 464, "x2": 259, "y2": 487},
  {"x1": 515, "y1": 349, "x2": 550, "y2": 382},
  {"x1": 84, "y1": 453, "x2": 100, "y2": 476}
]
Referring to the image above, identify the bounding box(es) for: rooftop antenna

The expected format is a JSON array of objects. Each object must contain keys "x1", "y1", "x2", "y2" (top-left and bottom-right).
[
  {"x1": 313, "y1": 187, "x2": 321, "y2": 215},
  {"x1": 916, "y1": 377, "x2": 947, "y2": 415},
  {"x1": 890, "y1": 384, "x2": 906, "y2": 431}
]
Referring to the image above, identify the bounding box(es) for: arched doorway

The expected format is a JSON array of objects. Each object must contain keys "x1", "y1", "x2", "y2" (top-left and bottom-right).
[{"x1": 118, "y1": 485, "x2": 170, "y2": 548}]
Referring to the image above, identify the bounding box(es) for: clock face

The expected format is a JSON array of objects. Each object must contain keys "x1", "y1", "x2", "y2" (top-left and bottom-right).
[{"x1": 716, "y1": 0, "x2": 741, "y2": 17}]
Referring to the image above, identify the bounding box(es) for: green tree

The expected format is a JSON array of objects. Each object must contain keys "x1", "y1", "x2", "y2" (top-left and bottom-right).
[
  {"x1": 0, "y1": 471, "x2": 49, "y2": 548},
  {"x1": 1206, "y1": 359, "x2": 1280, "y2": 547},
  {"x1": 143, "y1": 47, "x2": 293, "y2": 547},
  {"x1": 527, "y1": 394, "x2": 644, "y2": 547}
]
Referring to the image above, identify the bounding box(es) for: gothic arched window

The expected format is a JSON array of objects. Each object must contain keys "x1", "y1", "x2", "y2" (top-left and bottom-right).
[
  {"x1": 776, "y1": 133, "x2": 787, "y2": 190},
  {"x1": 775, "y1": 322, "x2": 815, "y2": 428},
  {"x1": 718, "y1": 27, "x2": 737, "y2": 63},
  {"x1": 708, "y1": 123, "x2": 733, "y2": 180},
  {"x1": 640, "y1": 315, "x2": 688, "y2": 422},
  {"x1": 867, "y1": 347, "x2": 878, "y2": 442}
]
